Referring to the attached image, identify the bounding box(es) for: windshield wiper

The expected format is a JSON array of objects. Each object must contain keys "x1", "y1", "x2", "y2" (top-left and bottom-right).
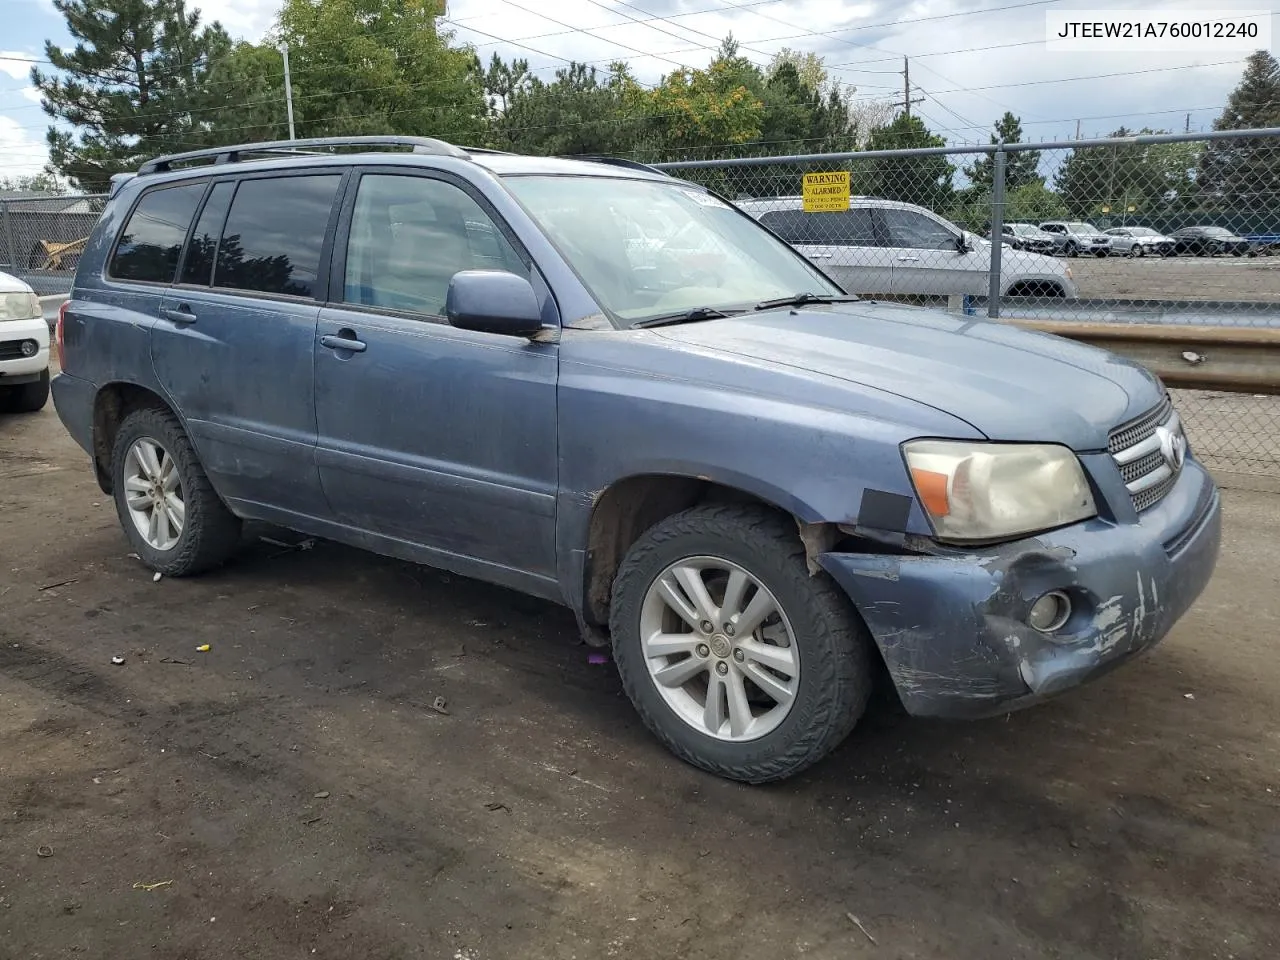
[
  {"x1": 633, "y1": 306, "x2": 737, "y2": 329},
  {"x1": 753, "y1": 293, "x2": 860, "y2": 311}
]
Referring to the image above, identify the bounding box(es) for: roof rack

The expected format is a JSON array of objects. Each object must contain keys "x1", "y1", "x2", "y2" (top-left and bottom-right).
[
  {"x1": 137, "y1": 136, "x2": 469, "y2": 175},
  {"x1": 565, "y1": 155, "x2": 672, "y2": 177}
]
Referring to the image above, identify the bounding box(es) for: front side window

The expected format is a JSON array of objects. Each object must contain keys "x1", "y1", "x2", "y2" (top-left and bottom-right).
[
  {"x1": 882, "y1": 209, "x2": 958, "y2": 250},
  {"x1": 1068, "y1": 223, "x2": 1098, "y2": 233},
  {"x1": 503, "y1": 176, "x2": 842, "y2": 326},
  {"x1": 215, "y1": 175, "x2": 342, "y2": 298},
  {"x1": 109, "y1": 184, "x2": 206, "y2": 283},
  {"x1": 343, "y1": 174, "x2": 527, "y2": 317}
]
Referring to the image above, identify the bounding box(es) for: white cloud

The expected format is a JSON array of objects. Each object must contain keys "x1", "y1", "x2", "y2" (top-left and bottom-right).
[
  {"x1": 0, "y1": 50, "x2": 37, "y2": 82},
  {"x1": 0, "y1": 114, "x2": 50, "y2": 179},
  {"x1": 195, "y1": 0, "x2": 278, "y2": 40},
  {"x1": 20, "y1": 86, "x2": 42, "y2": 105}
]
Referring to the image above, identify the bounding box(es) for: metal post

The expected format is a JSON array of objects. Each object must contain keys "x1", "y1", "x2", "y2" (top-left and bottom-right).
[
  {"x1": 987, "y1": 148, "x2": 1006, "y2": 319},
  {"x1": 1, "y1": 200, "x2": 15, "y2": 273},
  {"x1": 280, "y1": 44, "x2": 296, "y2": 141}
]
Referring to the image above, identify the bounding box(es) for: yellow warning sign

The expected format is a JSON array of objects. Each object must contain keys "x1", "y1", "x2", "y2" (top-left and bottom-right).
[{"x1": 802, "y1": 171, "x2": 851, "y2": 213}]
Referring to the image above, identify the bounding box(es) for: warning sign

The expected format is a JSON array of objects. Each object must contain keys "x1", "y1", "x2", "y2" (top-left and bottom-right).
[{"x1": 802, "y1": 171, "x2": 850, "y2": 213}]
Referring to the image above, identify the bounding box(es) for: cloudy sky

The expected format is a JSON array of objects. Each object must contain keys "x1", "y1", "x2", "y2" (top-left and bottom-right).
[{"x1": 0, "y1": 0, "x2": 1272, "y2": 180}]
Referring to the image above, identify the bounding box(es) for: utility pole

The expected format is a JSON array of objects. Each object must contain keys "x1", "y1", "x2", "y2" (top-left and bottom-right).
[
  {"x1": 1185, "y1": 113, "x2": 1191, "y2": 134},
  {"x1": 280, "y1": 43, "x2": 296, "y2": 141},
  {"x1": 897, "y1": 57, "x2": 924, "y2": 119},
  {"x1": 1075, "y1": 118, "x2": 1081, "y2": 140}
]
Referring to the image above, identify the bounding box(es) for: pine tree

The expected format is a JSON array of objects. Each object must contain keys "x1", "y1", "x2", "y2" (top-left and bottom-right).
[
  {"x1": 32, "y1": 0, "x2": 232, "y2": 192},
  {"x1": 1199, "y1": 50, "x2": 1280, "y2": 212},
  {"x1": 963, "y1": 112, "x2": 1041, "y2": 193},
  {"x1": 860, "y1": 114, "x2": 954, "y2": 209}
]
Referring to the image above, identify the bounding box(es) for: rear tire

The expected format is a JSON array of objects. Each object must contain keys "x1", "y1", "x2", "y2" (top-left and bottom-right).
[
  {"x1": 1065, "y1": 242, "x2": 1079, "y2": 258},
  {"x1": 610, "y1": 504, "x2": 874, "y2": 783},
  {"x1": 110, "y1": 406, "x2": 242, "y2": 576},
  {"x1": 1, "y1": 369, "x2": 49, "y2": 413}
]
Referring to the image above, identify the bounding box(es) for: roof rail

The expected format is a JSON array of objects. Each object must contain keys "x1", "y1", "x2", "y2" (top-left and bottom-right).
[
  {"x1": 565, "y1": 155, "x2": 672, "y2": 177},
  {"x1": 137, "y1": 136, "x2": 469, "y2": 175}
]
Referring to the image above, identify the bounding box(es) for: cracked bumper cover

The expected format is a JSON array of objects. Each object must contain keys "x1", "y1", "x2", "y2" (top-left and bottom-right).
[{"x1": 820, "y1": 459, "x2": 1221, "y2": 718}]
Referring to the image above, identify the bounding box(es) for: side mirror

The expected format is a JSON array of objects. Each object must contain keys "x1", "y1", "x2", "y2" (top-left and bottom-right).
[
  {"x1": 446, "y1": 270, "x2": 544, "y2": 338},
  {"x1": 955, "y1": 232, "x2": 970, "y2": 255}
]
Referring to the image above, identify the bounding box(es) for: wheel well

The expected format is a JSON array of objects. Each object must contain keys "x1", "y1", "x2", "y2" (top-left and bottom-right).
[
  {"x1": 582, "y1": 475, "x2": 797, "y2": 628},
  {"x1": 1005, "y1": 280, "x2": 1064, "y2": 298},
  {"x1": 92, "y1": 383, "x2": 174, "y2": 493}
]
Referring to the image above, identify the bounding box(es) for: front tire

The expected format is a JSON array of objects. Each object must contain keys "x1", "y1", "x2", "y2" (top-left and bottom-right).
[
  {"x1": 110, "y1": 407, "x2": 242, "y2": 576},
  {"x1": 610, "y1": 505, "x2": 874, "y2": 783}
]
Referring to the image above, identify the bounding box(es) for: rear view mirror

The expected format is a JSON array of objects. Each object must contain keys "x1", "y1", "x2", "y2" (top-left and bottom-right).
[{"x1": 446, "y1": 270, "x2": 544, "y2": 338}]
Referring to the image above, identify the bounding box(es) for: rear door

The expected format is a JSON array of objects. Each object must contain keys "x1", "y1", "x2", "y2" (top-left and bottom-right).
[
  {"x1": 151, "y1": 170, "x2": 346, "y2": 520},
  {"x1": 758, "y1": 207, "x2": 893, "y2": 296},
  {"x1": 881, "y1": 207, "x2": 987, "y2": 297},
  {"x1": 312, "y1": 168, "x2": 559, "y2": 579}
]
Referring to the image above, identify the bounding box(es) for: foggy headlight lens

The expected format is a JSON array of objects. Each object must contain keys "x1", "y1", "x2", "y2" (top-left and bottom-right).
[{"x1": 904, "y1": 440, "x2": 1096, "y2": 542}]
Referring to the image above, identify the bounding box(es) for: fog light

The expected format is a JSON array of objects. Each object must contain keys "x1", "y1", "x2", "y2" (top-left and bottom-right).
[
  {"x1": 1028, "y1": 591, "x2": 1072, "y2": 633},
  {"x1": 20, "y1": 339, "x2": 38, "y2": 357}
]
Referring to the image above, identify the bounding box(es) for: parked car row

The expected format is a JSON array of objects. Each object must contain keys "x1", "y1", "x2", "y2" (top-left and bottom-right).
[{"x1": 994, "y1": 221, "x2": 1262, "y2": 258}]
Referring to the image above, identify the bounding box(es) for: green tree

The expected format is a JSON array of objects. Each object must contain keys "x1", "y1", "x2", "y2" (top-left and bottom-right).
[
  {"x1": 197, "y1": 41, "x2": 293, "y2": 144},
  {"x1": 32, "y1": 0, "x2": 233, "y2": 191},
  {"x1": 860, "y1": 114, "x2": 954, "y2": 209},
  {"x1": 0, "y1": 171, "x2": 67, "y2": 194},
  {"x1": 494, "y1": 61, "x2": 649, "y2": 156},
  {"x1": 1054, "y1": 127, "x2": 1199, "y2": 221},
  {"x1": 1199, "y1": 50, "x2": 1280, "y2": 212},
  {"x1": 275, "y1": 0, "x2": 486, "y2": 143},
  {"x1": 963, "y1": 112, "x2": 1041, "y2": 194}
]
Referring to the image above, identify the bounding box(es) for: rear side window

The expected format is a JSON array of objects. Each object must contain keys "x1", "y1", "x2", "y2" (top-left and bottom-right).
[
  {"x1": 215, "y1": 175, "x2": 342, "y2": 298},
  {"x1": 760, "y1": 208, "x2": 878, "y2": 245},
  {"x1": 180, "y1": 180, "x2": 234, "y2": 286},
  {"x1": 109, "y1": 184, "x2": 206, "y2": 283}
]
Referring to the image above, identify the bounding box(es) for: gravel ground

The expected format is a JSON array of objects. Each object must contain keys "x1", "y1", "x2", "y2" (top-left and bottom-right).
[
  {"x1": 2, "y1": 398, "x2": 1279, "y2": 960},
  {"x1": 1068, "y1": 254, "x2": 1280, "y2": 303}
]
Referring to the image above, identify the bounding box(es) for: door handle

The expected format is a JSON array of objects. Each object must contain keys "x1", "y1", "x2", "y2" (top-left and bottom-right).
[
  {"x1": 895, "y1": 256, "x2": 922, "y2": 262},
  {"x1": 161, "y1": 305, "x2": 197, "y2": 324},
  {"x1": 809, "y1": 253, "x2": 833, "y2": 259},
  {"x1": 321, "y1": 332, "x2": 367, "y2": 353}
]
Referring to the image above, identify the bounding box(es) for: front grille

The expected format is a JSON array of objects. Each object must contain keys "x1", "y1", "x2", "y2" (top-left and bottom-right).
[
  {"x1": 1109, "y1": 395, "x2": 1184, "y2": 512},
  {"x1": 0, "y1": 339, "x2": 30, "y2": 361}
]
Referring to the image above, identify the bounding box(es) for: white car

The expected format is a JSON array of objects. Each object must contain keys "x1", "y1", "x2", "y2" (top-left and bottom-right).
[
  {"x1": 1104, "y1": 226, "x2": 1176, "y2": 257},
  {"x1": 0, "y1": 270, "x2": 51, "y2": 413},
  {"x1": 740, "y1": 197, "x2": 1078, "y2": 299}
]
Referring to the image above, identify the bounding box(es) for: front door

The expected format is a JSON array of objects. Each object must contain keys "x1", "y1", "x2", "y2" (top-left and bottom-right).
[
  {"x1": 882, "y1": 207, "x2": 988, "y2": 297},
  {"x1": 313, "y1": 170, "x2": 559, "y2": 579},
  {"x1": 151, "y1": 171, "x2": 346, "y2": 519}
]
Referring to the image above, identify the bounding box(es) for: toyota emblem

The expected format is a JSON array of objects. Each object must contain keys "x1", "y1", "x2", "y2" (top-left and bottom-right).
[{"x1": 1155, "y1": 422, "x2": 1186, "y2": 472}]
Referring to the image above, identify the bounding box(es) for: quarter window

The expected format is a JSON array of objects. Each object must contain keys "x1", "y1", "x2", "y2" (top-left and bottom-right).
[
  {"x1": 343, "y1": 174, "x2": 526, "y2": 317},
  {"x1": 214, "y1": 175, "x2": 342, "y2": 298},
  {"x1": 109, "y1": 184, "x2": 206, "y2": 283}
]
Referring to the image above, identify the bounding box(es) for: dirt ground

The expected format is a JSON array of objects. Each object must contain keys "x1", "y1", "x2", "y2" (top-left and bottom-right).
[
  {"x1": 2, "y1": 401, "x2": 1279, "y2": 960},
  {"x1": 1068, "y1": 254, "x2": 1280, "y2": 303}
]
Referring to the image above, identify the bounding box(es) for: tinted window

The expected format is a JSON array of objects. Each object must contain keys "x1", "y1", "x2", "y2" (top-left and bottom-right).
[
  {"x1": 215, "y1": 175, "x2": 341, "y2": 297},
  {"x1": 179, "y1": 181, "x2": 233, "y2": 286},
  {"x1": 760, "y1": 208, "x2": 878, "y2": 245},
  {"x1": 343, "y1": 175, "x2": 526, "y2": 317},
  {"x1": 109, "y1": 184, "x2": 205, "y2": 283},
  {"x1": 883, "y1": 209, "x2": 957, "y2": 250}
]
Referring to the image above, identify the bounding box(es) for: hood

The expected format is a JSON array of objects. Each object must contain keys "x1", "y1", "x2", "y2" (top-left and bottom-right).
[
  {"x1": 0, "y1": 270, "x2": 35, "y2": 295},
  {"x1": 652, "y1": 302, "x2": 1161, "y2": 451}
]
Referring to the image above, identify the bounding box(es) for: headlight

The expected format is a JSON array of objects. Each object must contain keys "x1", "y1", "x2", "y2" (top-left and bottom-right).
[
  {"x1": 0, "y1": 292, "x2": 42, "y2": 321},
  {"x1": 903, "y1": 440, "x2": 1096, "y2": 542}
]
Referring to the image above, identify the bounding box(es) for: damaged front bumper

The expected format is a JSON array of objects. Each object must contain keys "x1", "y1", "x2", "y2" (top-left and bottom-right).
[{"x1": 820, "y1": 459, "x2": 1222, "y2": 718}]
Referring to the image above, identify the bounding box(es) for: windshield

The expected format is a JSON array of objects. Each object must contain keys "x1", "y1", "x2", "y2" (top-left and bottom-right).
[
  {"x1": 502, "y1": 175, "x2": 843, "y2": 326},
  {"x1": 1008, "y1": 224, "x2": 1034, "y2": 235},
  {"x1": 1068, "y1": 222, "x2": 1098, "y2": 233},
  {"x1": 1128, "y1": 227, "x2": 1159, "y2": 236}
]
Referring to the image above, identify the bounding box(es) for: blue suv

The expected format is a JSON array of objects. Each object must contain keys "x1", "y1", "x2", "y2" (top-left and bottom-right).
[{"x1": 52, "y1": 137, "x2": 1221, "y2": 782}]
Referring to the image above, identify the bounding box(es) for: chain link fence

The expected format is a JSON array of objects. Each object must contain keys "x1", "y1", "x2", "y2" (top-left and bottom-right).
[
  {"x1": 0, "y1": 192, "x2": 107, "y2": 297},
  {"x1": 3, "y1": 132, "x2": 1278, "y2": 479},
  {"x1": 655, "y1": 128, "x2": 1280, "y2": 479}
]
